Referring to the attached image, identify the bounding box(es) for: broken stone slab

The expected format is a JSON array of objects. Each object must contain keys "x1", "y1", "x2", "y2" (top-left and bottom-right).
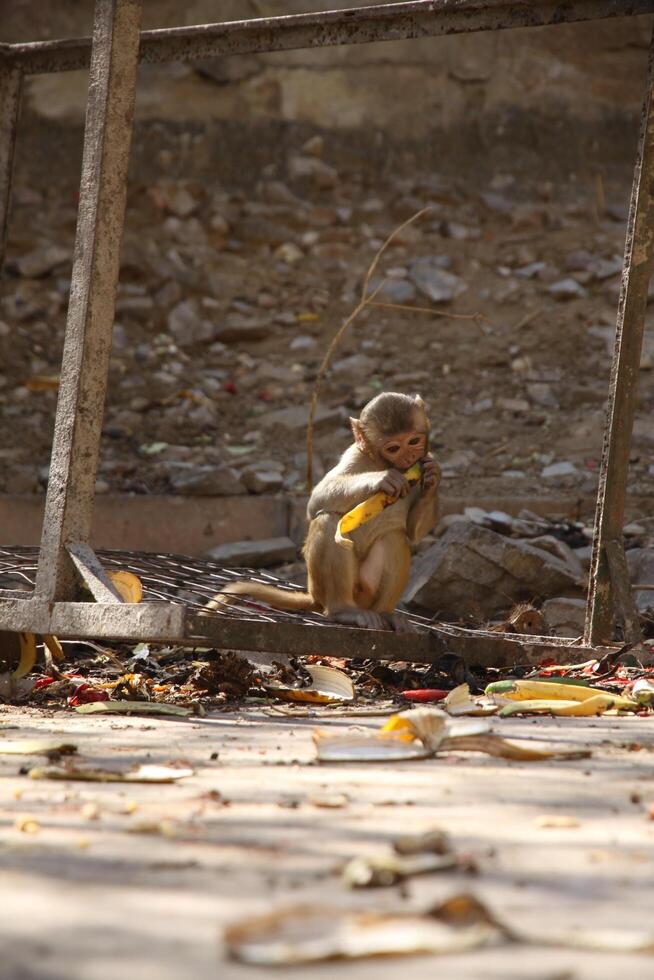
[
  {"x1": 541, "y1": 597, "x2": 587, "y2": 638},
  {"x1": 260, "y1": 403, "x2": 345, "y2": 435},
  {"x1": 170, "y1": 466, "x2": 245, "y2": 496},
  {"x1": 409, "y1": 258, "x2": 467, "y2": 304},
  {"x1": 205, "y1": 536, "x2": 297, "y2": 567},
  {"x1": 527, "y1": 535, "x2": 585, "y2": 579},
  {"x1": 404, "y1": 521, "x2": 583, "y2": 620}
]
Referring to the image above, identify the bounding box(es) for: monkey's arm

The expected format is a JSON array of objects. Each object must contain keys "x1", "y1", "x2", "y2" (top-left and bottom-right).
[
  {"x1": 406, "y1": 461, "x2": 441, "y2": 544},
  {"x1": 406, "y1": 487, "x2": 440, "y2": 544},
  {"x1": 307, "y1": 446, "x2": 385, "y2": 518}
]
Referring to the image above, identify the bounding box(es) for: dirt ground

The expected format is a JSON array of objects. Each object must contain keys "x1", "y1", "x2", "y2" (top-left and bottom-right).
[
  {"x1": 1, "y1": 705, "x2": 653, "y2": 979},
  {"x1": 2, "y1": 148, "x2": 654, "y2": 507}
]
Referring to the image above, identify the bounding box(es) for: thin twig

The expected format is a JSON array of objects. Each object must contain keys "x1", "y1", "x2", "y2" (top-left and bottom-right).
[{"x1": 369, "y1": 300, "x2": 490, "y2": 330}]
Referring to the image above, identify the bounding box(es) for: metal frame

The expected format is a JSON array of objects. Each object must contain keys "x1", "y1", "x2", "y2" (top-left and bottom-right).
[{"x1": 1, "y1": 0, "x2": 653, "y2": 664}]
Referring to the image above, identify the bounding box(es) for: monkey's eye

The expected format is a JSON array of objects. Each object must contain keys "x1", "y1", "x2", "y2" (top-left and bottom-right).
[
  {"x1": 408, "y1": 437, "x2": 422, "y2": 446},
  {"x1": 386, "y1": 445, "x2": 400, "y2": 454}
]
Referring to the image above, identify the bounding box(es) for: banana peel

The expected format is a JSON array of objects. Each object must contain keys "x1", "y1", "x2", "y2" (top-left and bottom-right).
[
  {"x1": 13, "y1": 633, "x2": 37, "y2": 679},
  {"x1": 107, "y1": 570, "x2": 143, "y2": 603},
  {"x1": 487, "y1": 679, "x2": 638, "y2": 710},
  {"x1": 336, "y1": 463, "x2": 422, "y2": 550},
  {"x1": 498, "y1": 694, "x2": 634, "y2": 718}
]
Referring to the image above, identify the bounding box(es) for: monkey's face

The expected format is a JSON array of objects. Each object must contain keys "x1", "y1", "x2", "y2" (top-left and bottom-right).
[{"x1": 381, "y1": 426, "x2": 428, "y2": 471}]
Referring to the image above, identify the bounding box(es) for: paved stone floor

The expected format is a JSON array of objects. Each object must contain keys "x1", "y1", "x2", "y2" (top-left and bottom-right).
[{"x1": 1, "y1": 706, "x2": 653, "y2": 979}]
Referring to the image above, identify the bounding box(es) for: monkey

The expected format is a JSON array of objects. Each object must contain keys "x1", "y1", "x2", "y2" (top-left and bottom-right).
[{"x1": 205, "y1": 392, "x2": 441, "y2": 631}]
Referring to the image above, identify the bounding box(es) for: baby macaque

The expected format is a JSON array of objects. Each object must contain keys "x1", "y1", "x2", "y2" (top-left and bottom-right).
[{"x1": 207, "y1": 392, "x2": 440, "y2": 631}]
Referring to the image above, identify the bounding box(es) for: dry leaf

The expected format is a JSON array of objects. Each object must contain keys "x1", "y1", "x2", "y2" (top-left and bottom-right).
[
  {"x1": 28, "y1": 763, "x2": 193, "y2": 783},
  {"x1": 74, "y1": 700, "x2": 191, "y2": 717}
]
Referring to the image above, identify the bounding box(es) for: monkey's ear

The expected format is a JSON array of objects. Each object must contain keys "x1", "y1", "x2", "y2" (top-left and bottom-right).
[
  {"x1": 413, "y1": 394, "x2": 425, "y2": 409},
  {"x1": 350, "y1": 417, "x2": 367, "y2": 451}
]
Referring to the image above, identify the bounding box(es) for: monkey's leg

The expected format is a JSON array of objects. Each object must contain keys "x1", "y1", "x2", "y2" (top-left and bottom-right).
[
  {"x1": 304, "y1": 514, "x2": 386, "y2": 630},
  {"x1": 371, "y1": 531, "x2": 416, "y2": 633}
]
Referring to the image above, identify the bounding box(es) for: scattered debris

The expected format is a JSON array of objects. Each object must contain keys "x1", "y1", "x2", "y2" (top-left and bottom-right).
[
  {"x1": 224, "y1": 891, "x2": 654, "y2": 965},
  {"x1": 267, "y1": 665, "x2": 355, "y2": 705},
  {"x1": 28, "y1": 763, "x2": 193, "y2": 783}
]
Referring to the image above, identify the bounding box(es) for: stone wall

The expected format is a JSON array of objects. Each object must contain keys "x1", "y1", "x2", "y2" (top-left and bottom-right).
[{"x1": 6, "y1": 2, "x2": 654, "y2": 184}]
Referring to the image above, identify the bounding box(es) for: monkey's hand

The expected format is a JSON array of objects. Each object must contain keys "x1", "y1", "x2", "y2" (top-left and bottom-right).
[
  {"x1": 376, "y1": 468, "x2": 411, "y2": 500},
  {"x1": 420, "y1": 457, "x2": 441, "y2": 493}
]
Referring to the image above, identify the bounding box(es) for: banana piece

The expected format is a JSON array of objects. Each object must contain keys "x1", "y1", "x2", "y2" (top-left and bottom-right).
[
  {"x1": 336, "y1": 463, "x2": 422, "y2": 550},
  {"x1": 13, "y1": 633, "x2": 37, "y2": 679},
  {"x1": 486, "y1": 678, "x2": 637, "y2": 709},
  {"x1": 499, "y1": 695, "x2": 619, "y2": 718}
]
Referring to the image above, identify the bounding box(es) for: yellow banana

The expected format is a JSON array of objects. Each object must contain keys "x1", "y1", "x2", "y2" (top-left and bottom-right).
[
  {"x1": 499, "y1": 695, "x2": 618, "y2": 717},
  {"x1": 13, "y1": 633, "x2": 37, "y2": 679},
  {"x1": 489, "y1": 679, "x2": 637, "y2": 709},
  {"x1": 336, "y1": 463, "x2": 422, "y2": 550}
]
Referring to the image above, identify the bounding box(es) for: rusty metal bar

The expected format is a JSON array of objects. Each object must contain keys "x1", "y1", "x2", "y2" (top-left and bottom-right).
[
  {"x1": 585, "y1": 25, "x2": 654, "y2": 646},
  {"x1": 0, "y1": 63, "x2": 22, "y2": 272},
  {"x1": 34, "y1": 0, "x2": 142, "y2": 602},
  {"x1": 4, "y1": 0, "x2": 653, "y2": 76}
]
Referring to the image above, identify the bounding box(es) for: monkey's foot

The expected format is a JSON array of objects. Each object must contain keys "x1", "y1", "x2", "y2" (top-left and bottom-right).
[
  {"x1": 382, "y1": 611, "x2": 418, "y2": 634},
  {"x1": 331, "y1": 608, "x2": 388, "y2": 630}
]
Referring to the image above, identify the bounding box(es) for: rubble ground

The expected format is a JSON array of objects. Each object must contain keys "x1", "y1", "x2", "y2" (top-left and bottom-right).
[
  {"x1": 1, "y1": 706, "x2": 653, "y2": 979},
  {"x1": 2, "y1": 151, "x2": 654, "y2": 504}
]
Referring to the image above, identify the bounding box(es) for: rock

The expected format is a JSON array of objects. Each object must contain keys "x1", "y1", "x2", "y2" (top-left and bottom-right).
[
  {"x1": 527, "y1": 535, "x2": 585, "y2": 578},
  {"x1": 331, "y1": 354, "x2": 377, "y2": 378},
  {"x1": 548, "y1": 278, "x2": 587, "y2": 300},
  {"x1": 301, "y1": 135, "x2": 324, "y2": 157},
  {"x1": 542, "y1": 597, "x2": 587, "y2": 637},
  {"x1": 289, "y1": 335, "x2": 317, "y2": 351},
  {"x1": 515, "y1": 261, "x2": 547, "y2": 279},
  {"x1": 526, "y1": 383, "x2": 558, "y2": 408},
  {"x1": 10, "y1": 245, "x2": 70, "y2": 278},
  {"x1": 439, "y1": 221, "x2": 481, "y2": 241},
  {"x1": 261, "y1": 403, "x2": 344, "y2": 435},
  {"x1": 115, "y1": 296, "x2": 154, "y2": 320},
  {"x1": 242, "y1": 468, "x2": 284, "y2": 493},
  {"x1": 499, "y1": 397, "x2": 530, "y2": 413},
  {"x1": 409, "y1": 259, "x2": 467, "y2": 304},
  {"x1": 170, "y1": 466, "x2": 245, "y2": 495},
  {"x1": 591, "y1": 256, "x2": 622, "y2": 281},
  {"x1": 404, "y1": 522, "x2": 583, "y2": 619},
  {"x1": 161, "y1": 186, "x2": 197, "y2": 218},
  {"x1": 573, "y1": 544, "x2": 593, "y2": 568},
  {"x1": 368, "y1": 276, "x2": 417, "y2": 304},
  {"x1": 167, "y1": 301, "x2": 215, "y2": 345},
  {"x1": 5, "y1": 467, "x2": 38, "y2": 494},
  {"x1": 627, "y1": 548, "x2": 654, "y2": 614},
  {"x1": 287, "y1": 154, "x2": 338, "y2": 188},
  {"x1": 542, "y1": 461, "x2": 578, "y2": 479},
  {"x1": 213, "y1": 317, "x2": 273, "y2": 344},
  {"x1": 205, "y1": 536, "x2": 297, "y2": 567},
  {"x1": 274, "y1": 242, "x2": 303, "y2": 264}
]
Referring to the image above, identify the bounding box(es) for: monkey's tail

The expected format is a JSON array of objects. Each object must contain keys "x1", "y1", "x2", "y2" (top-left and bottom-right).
[{"x1": 203, "y1": 580, "x2": 320, "y2": 614}]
